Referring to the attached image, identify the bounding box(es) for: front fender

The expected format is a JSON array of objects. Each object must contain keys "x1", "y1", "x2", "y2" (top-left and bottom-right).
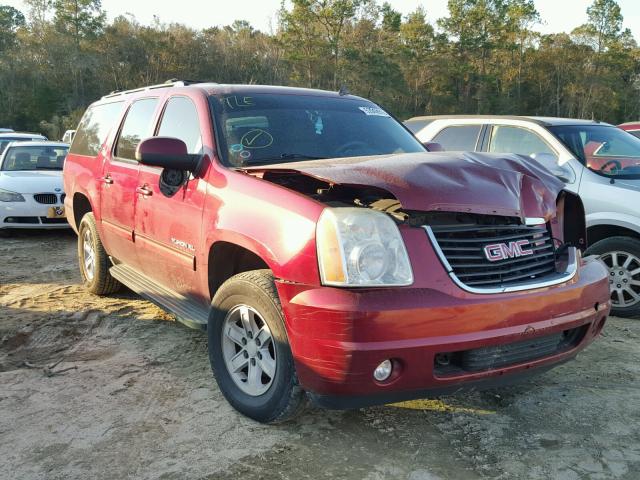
[{"x1": 203, "y1": 169, "x2": 324, "y2": 285}]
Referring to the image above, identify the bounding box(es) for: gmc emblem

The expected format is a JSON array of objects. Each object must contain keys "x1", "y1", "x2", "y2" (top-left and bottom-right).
[{"x1": 483, "y1": 240, "x2": 534, "y2": 262}]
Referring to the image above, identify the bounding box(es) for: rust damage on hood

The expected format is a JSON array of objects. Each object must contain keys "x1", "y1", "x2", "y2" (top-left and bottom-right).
[{"x1": 245, "y1": 152, "x2": 565, "y2": 223}]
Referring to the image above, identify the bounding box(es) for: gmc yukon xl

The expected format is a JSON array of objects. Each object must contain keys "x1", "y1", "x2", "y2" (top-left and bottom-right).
[{"x1": 63, "y1": 81, "x2": 611, "y2": 423}]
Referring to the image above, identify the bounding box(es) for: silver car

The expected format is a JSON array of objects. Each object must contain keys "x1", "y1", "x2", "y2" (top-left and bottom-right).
[{"x1": 406, "y1": 115, "x2": 640, "y2": 317}]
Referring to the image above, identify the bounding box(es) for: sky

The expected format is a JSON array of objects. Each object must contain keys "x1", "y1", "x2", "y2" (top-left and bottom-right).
[{"x1": 4, "y1": 0, "x2": 640, "y2": 40}]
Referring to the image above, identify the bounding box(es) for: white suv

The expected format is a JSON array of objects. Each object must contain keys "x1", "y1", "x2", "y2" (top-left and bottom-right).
[{"x1": 406, "y1": 115, "x2": 640, "y2": 317}]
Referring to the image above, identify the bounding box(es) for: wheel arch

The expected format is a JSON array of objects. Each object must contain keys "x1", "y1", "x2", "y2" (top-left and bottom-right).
[
  {"x1": 207, "y1": 240, "x2": 271, "y2": 299},
  {"x1": 587, "y1": 223, "x2": 640, "y2": 246},
  {"x1": 72, "y1": 192, "x2": 94, "y2": 230}
]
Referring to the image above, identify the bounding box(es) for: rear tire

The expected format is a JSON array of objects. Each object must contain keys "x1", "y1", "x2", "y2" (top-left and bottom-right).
[
  {"x1": 586, "y1": 236, "x2": 640, "y2": 318},
  {"x1": 77, "y1": 212, "x2": 121, "y2": 295},
  {"x1": 208, "y1": 269, "x2": 306, "y2": 423}
]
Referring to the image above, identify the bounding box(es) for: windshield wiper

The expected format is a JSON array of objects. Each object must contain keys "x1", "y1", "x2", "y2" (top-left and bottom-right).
[{"x1": 243, "y1": 153, "x2": 326, "y2": 167}]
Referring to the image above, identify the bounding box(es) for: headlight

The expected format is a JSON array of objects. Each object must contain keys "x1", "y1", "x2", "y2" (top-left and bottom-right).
[
  {"x1": 316, "y1": 207, "x2": 413, "y2": 287},
  {"x1": 0, "y1": 188, "x2": 25, "y2": 202}
]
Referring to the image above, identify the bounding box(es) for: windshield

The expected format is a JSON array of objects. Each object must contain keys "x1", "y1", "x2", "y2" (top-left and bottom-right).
[
  {"x1": 209, "y1": 93, "x2": 425, "y2": 167},
  {"x1": 1, "y1": 145, "x2": 68, "y2": 171},
  {"x1": 549, "y1": 125, "x2": 640, "y2": 179}
]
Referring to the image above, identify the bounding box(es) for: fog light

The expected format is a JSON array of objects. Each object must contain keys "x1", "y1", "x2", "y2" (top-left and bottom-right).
[{"x1": 373, "y1": 359, "x2": 393, "y2": 382}]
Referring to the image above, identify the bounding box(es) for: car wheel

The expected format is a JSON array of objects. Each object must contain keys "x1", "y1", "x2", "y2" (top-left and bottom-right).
[
  {"x1": 586, "y1": 236, "x2": 640, "y2": 318},
  {"x1": 77, "y1": 212, "x2": 121, "y2": 295},
  {"x1": 208, "y1": 269, "x2": 306, "y2": 423}
]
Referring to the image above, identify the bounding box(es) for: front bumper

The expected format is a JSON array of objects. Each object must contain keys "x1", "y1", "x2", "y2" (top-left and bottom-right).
[
  {"x1": 0, "y1": 194, "x2": 69, "y2": 229},
  {"x1": 276, "y1": 254, "x2": 610, "y2": 409}
]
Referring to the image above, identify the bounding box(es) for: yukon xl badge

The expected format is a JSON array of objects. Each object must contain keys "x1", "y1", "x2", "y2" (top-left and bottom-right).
[
  {"x1": 171, "y1": 238, "x2": 195, "y2": 252},
  {"x1": 484, "y1": 240, "x2": 533, "y2": 262}
]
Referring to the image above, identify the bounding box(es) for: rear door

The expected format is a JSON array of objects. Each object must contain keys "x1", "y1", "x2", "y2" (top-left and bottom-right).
[
  {"x1": 134, "y1": 95, "x2": 207, "y2": 295},
  {"x1": 100, "y1": 97, "x2": 159, "y2": 267}
]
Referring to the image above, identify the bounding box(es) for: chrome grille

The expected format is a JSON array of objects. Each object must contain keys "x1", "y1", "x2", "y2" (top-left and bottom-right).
[
  {"x1": 33, "y1": 193, "x2": 58, "y2": 204},
  {"x1": 427, "y1": 220, "x2": 559, "y2": 290}
]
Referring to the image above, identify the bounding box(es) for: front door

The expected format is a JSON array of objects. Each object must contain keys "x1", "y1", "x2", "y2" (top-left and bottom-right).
[
  {"x1": 100, "y1": 98, "x2": 160, "y2": 266},
  {"x1": 134, "y1": 95, "x2": 207, "y2": 297}
]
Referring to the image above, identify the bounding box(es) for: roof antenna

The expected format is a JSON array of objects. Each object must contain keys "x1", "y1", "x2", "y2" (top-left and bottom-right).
[{"x1": 338, "y1": 84, "x2": 350, "y2": 96}]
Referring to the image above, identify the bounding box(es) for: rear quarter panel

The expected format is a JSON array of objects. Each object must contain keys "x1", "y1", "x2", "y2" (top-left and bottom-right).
[{"x1": 63, "y1": 152, "x2": 104, "y2": 232}]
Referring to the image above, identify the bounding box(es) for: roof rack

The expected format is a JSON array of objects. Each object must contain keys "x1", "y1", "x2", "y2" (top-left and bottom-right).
[{"x1": 101, "y1": 79, "x2": 205, "y2": 99}]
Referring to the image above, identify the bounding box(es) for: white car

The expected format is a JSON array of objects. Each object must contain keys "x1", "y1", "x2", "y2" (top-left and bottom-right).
[
  {"x1": 406, "y1": 115, "x2": 640, "y2": 317},
  {"x1": 62, "y1": 129, "x2": 76, "y2": 144},
  {"x1": 0, "y1": 132, "x2": 47, "y2": 154},
  {"x1": 0, "y1": 141, "x2": 70, "y2": 230}
]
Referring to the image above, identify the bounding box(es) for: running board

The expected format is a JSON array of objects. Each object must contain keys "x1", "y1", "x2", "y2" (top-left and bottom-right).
[{"x1": 109, "y1": 264, "x2": 209, "y2": 330}]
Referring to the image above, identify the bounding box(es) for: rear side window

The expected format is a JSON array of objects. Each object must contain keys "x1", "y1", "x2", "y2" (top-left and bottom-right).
[
  {"x1": 628, "y1": 130, "x2": 640, "y2": 139},
  {"x1": 157, "y1": 97, "x2": 202, "y2": 153},
  {"x1": 70, "y1": 101, "x2": 124, "y2": 156},
  {"x1": 432, "y1": 125, "x2": 481, "y2": 151},
  {"x1": 115, "y1": 98, "x2": 159, "y2": 160},
  {"x1": 489, "y1": 125, "x2": 556, "y2": 158},
  {"x1": 404, "y1": 119, "x2": 433, "y2": 134}
]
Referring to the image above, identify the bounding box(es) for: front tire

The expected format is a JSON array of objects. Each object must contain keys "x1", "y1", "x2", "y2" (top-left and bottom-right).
[
  {"x1": 208, "y1": 269, "x2": 306, "y2": 423},
  {"x1": 586, "y1": 236, "x2": 640, "y2": 318},
  {"x1": 77, "y1": 213, "x2": 121, "y2": 295}
]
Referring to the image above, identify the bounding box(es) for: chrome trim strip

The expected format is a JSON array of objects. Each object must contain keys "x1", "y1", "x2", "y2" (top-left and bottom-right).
[
  {"x1": 424, "y1": 225, "x2": 453, "y2": 273},
  {"x1": 423, "y1": 226, "x2": 578, "y2": 294},
  {"x1": 525, "y1": 217, "x2": 546, "y2": 226}
]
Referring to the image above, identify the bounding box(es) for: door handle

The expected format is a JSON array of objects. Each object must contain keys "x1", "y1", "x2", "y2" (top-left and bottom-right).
[
  {"x1": 136, "y1": 186, "x2": 153, "y2": 197},
  {"x1": 103, "y1": 175, "x2": 114, "y2": 185}
]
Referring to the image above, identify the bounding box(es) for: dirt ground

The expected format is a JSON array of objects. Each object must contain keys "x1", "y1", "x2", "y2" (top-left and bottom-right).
[{"x1": 1, "y1": 229, "x2": 639, "y2": 480}]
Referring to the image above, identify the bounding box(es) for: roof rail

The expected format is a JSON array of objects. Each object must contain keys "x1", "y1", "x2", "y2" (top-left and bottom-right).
[{"x1": 100, "y1": 79, "x2": 202, "y2": 99}]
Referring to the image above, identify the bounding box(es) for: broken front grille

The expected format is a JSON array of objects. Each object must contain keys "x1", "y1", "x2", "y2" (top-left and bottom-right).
[{"x1": 425, "y1": 215, "x2": 572, "y2": 292}]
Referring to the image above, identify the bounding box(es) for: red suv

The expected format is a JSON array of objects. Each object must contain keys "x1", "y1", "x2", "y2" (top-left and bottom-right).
[{"x1": 63, "y1": 80, "x2": 611, "y2": 422}]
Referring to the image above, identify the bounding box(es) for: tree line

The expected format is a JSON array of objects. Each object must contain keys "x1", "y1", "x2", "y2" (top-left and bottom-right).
[{"x1": 0, "y1": 0, "x2": 638, "y2": 139}]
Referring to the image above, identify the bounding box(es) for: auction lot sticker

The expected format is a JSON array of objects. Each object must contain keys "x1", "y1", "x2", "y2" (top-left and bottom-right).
[{"x1": 359, "y1": 106, "x2": 389, "y2": 117}]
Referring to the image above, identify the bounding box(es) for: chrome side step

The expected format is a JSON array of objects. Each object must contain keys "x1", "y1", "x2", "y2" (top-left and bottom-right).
[{"x1": 109, "y1": 264, "x2": 209, "y2": 330}]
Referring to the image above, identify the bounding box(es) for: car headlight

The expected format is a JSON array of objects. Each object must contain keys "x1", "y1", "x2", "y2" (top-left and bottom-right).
[
  {"x1": 316, "y1": 207, "x2": 413, "y2": 287},
  {"x1": 0, "y1": 188, "x2": 25, "y2": 202}
]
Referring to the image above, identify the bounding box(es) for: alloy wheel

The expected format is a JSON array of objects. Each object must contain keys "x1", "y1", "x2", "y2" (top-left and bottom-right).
[
  {"x1": 600, "y1": 250, "x2": 640, "y2": 308},
  {"x1": 221, "y1": 305, "x2": 277, "y2": 396},
  {"x1": 82, "y1": 228, "x2": 96, "y2": 281}
]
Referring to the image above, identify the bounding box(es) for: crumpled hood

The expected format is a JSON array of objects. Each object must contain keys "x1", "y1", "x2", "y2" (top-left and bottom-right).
[
  {"x1": 0, "y1": 170, "x2": 63, "y2": 194},
  {"x1": 252, "y1": 152, "x2": 565, "y2": 220}
]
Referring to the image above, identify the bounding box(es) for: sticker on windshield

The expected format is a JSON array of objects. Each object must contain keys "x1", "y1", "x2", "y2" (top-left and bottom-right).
[
  {"x1": 240, "y1": 129, "x2": 273, "y2": 149},
  {"x1": 358, "y1": 106, "x2": 389, "y2": 117},
  {"x1": 223, "y1": 96, "x2": 254, "y2": 109}
]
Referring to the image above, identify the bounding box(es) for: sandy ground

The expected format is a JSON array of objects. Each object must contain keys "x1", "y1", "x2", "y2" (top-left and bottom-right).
[{"x1": 1, "y1": 229, "x2": 639, "y2": 480}]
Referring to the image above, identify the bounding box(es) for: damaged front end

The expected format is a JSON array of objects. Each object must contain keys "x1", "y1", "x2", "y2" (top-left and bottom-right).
[{"x1": 246, "y1": 152, "x2": 588, "y2": 293}]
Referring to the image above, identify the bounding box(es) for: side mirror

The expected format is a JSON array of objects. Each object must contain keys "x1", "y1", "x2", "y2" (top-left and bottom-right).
[
  {"x1": 423, "y1": 142, "x2": 444, "y2": 152},
  {"x1": 136, "y1": 137, "x2": 200, "y2": 172}
]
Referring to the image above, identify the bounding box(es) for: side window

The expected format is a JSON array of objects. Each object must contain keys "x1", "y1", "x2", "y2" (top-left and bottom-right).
[
  {"x1": 157, "y1": 97, "x2": 202, "y2": 153},
  {"x1": 115, "y1": 98, "x2": 159, "y2": 160},
  {"x1": 432, "y1": 125, "x2": 481, "y2": 151},
  {"x1": 404, "y1": 119, "x2": 432, "y2": 134},
  {"x1": 69, "y1": 101, "x2": 124, "y2": 156},
  {"x1": 489, "y1": 126, "x2": 557, "y2": 159}
]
